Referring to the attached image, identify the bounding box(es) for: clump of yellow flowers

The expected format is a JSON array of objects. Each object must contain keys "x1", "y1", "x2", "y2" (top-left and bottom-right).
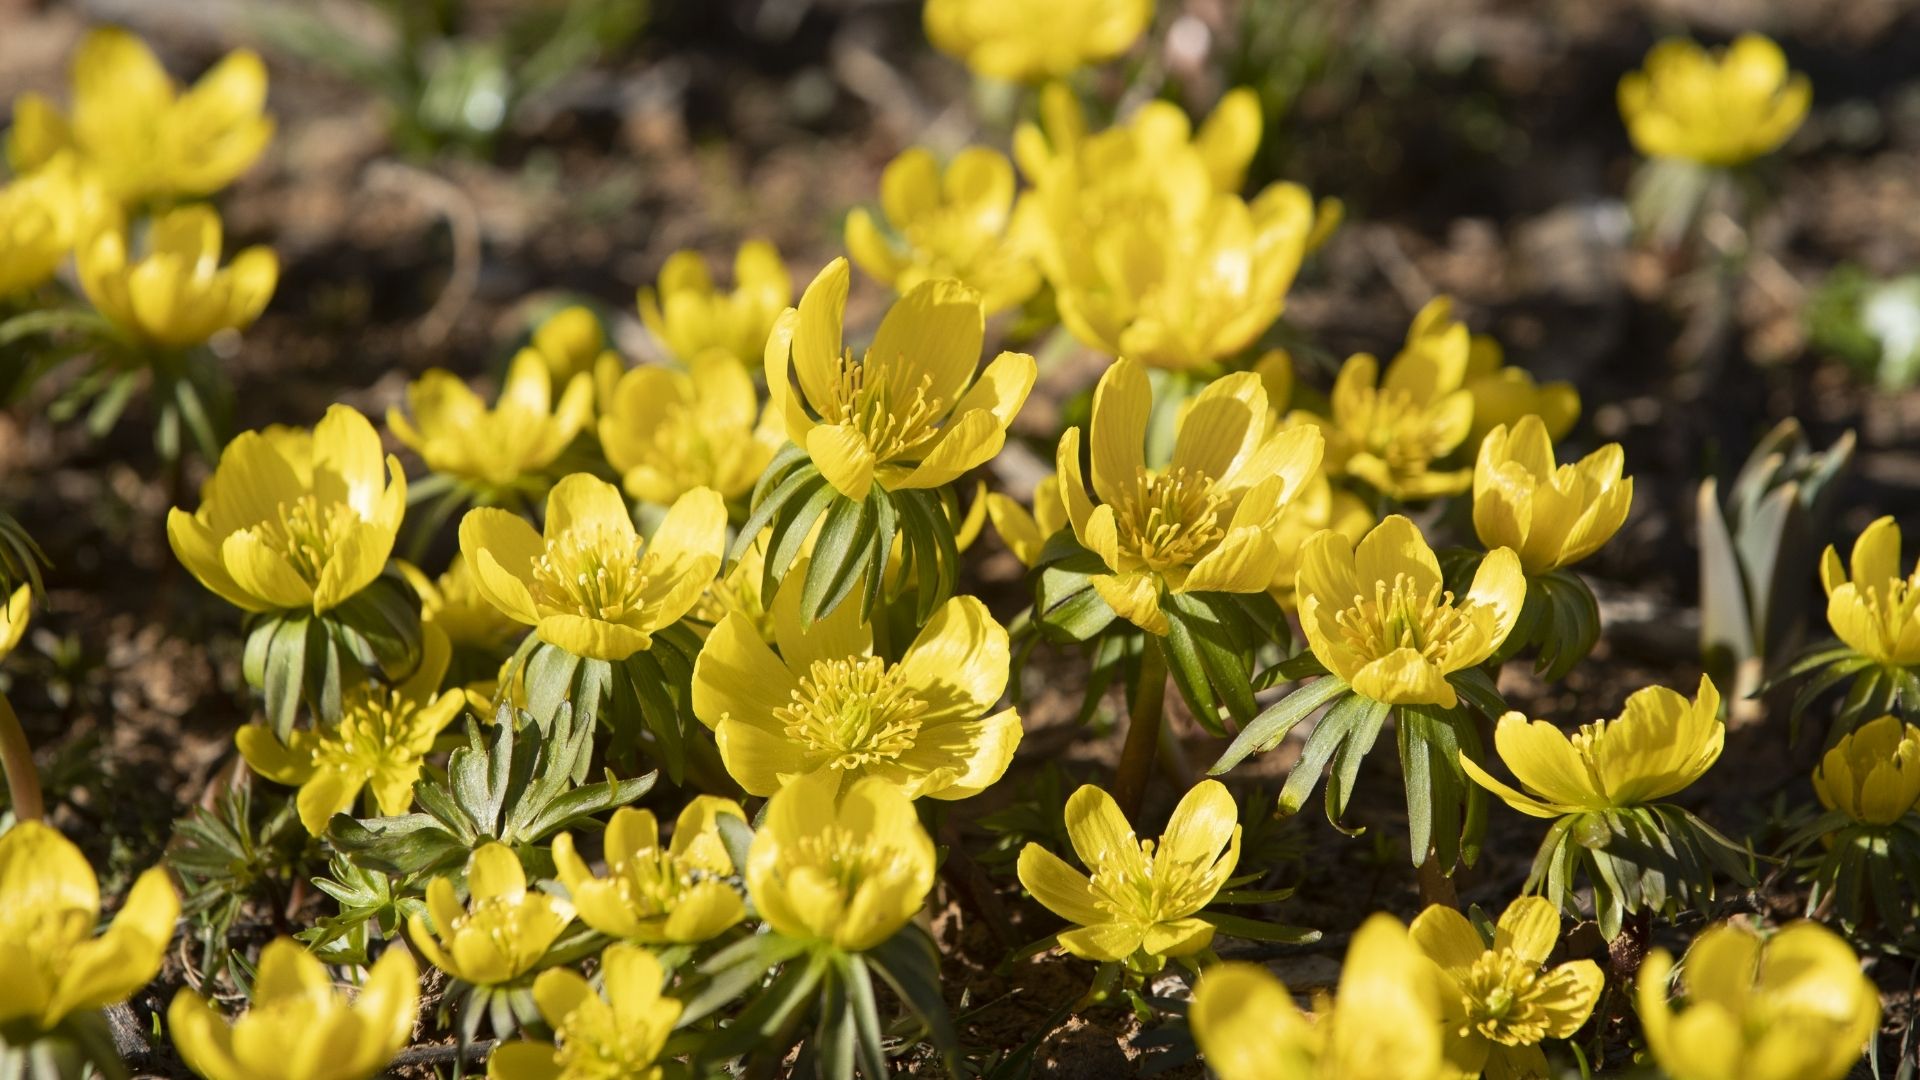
[
  {"x1": 1637, "y1": 921, "x2": 1878, "y2": 1080},
  {"x1": 486, "y1": 944, "x2": 681, "y2": 1080},
  {"x1": 846, "y1": 147, "x2": 1039, "y2": 315},
  {"x1": 639, "y1": 241, "x2": 791, "y2": 368},
  {"x1": 388, "y1": 347, "x2": 594, "y2": 497},
  {"x1": 77, "y1": 204, "x2": 278, "y2": 350},
  {"x1": 409, "y1": 843, "x2": 575, "y2": 987},
  {"x1": 553, "y1": 798, "x2": 747, "y2": 944}
]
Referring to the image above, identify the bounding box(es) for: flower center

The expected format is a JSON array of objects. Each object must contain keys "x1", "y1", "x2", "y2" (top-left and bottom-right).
[
  {"x1": 449, "y1": 896, "x2": 546, "y2": 978},
  {"x1": 831, "y1": 353, "x2": 946, "y2": 465},
  {"x1": 1857, "y1": 577, "x2": 1920, "y2": 653},
  {"x1": 1347, "y1": 387, "x2": 1444, "y2": 472},
  {"x1": 1086, "y1": 837, "x2": 1217, "y2": 926},
  {"x1": 1457, "y1": 949, "x2": 1555, "y2": 1046},
  {"x1": 789, "y1": 825, "x2": 904, "y2": 897},
  {"x1": 1114, "y1": 466, "x2": 1228, "y2": 572},
  {"x1": 554, "y1": 1001, "x2": 660, "y2": 1078},
  {"x1": 251, "y1": 495, "x2": 359, "y2": 587},
  {"x1": 774, "y1": 656, "x2": 927, "y2": 770},
  {"x1": 530, "y1": 527, "x2": 649, "y2": 621},
  {"x1": 611, "y1": 846, "x2": 723, "y2": 917},
  {"x1": 1333, "y1": 573, "x2": 1477, "y2": 665},
  {"x1": 312, "y1": 687, "x2": 426, "y2": 775}
]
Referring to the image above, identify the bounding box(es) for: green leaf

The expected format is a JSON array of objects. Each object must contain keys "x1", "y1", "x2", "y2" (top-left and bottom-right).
[
  {"x1": 1323, "y1": 696, "x2": 1391, "y2": 830},
  {"x1": 261, "y1": 612, "x2": 309, "y2": 740},
  {"x1": 523, "y1": 644, "x2": 581, "y2": 727},
  {"x1": 736, "y1": 465, "x2": 824, "y2": 571},
  {"x1": 842, "y1": 955, "x2": 891, "y2": 1080},
  {"x1": 1278, "y1": 691, "x2": 1367, "y2": 818},
  {"x1": 1162, "y1": 602, "x2": 1224, "y2": 736},
  {"x1": 803, "y1": 495, "x2": 876, "y2": 624},
  {"x1": 1210, "y1": 676, "x2": 1350, "y2": 775},
  {"x1": 866, "y1": 927, "x2": 957, "y2": 1059}
]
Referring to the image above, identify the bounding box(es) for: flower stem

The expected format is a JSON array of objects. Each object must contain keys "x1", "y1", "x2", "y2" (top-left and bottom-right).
[
  {"x1": 0, "y1": 691, "x2": 44, "y2": 821},
  {"x1": 1416, "y1": 848, "x2": 1457, "y2": 908},
  {"x1": 1114, "y1": 637, "x2": 1168, "y2": 820}
]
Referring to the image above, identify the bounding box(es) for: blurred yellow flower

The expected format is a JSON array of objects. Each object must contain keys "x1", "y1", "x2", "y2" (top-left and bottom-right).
[
  {"x1": 169, "y1": 940, "x2": 417, "y2": 1080},
  {"x1": 8, "y1": 27, "x2": 273, "y2": 203},
  {"x1": 924, "y1": 0, "x2": 1150, "y2": 82},
  {"x1": 1619, "y1": 35, "x2": 1810, "y2": 167},
  {"x1": 167, "y1": 405, "x2": 405, "y2": 615},
  {"x1": 0, "y1": 584, "x2": 29, "y2": 659},
  {"x1": 599, "y1": 353, "x2": 778, "y2": 505},
  {"x1": 767, "y1": 259, "x2": 1035, "y2": 501},
  {"x1": 1296, "y1": 515, "x2": 1524, "y2": 707},
  {"x1": 459, "y1": 474, "x2": 725, "y2": 661},
  {"x1": 1058, "y1": 359, "x2": 1325, "y2": 634},
  {"x1": 1821, "y1": 516, "x2": 1920, "y2": 667},
  {"x1": 1190, "y1": 914, "x2": 1449, "y2": 1080},
  {"x1": 1307, "y1": 304, "x2": 1478, "y2": 500},
  {"x1": 1456, "y1": 313, "x2": 1577, "y2": 447},
  {"x1": 552, "y1": 798, "x2": 746, "y2": 944},
  {"x1": 690, "y1": 530, "x2": 775, "y2": 640},
  {"x1": 1014, "y1": 83, "x2": 1264, "y2": 199},
  {"x1": 77, "y1": 204, "x2": 277, "y2": 349},
  {"x1": 1016, "y1": 779, "x2": 1239, "y2": 969},
  {"x1": 1813, "y1": 714, "x2": 1920, "y2": 827},
  {"x1": 1410, "y1": 896, "x2": 1603, "y2": 1080},
  {"x1": 410, "y1": 842, "x2": 574, "y2": 986},
  {"x1": 236, "y1": 625, "x2": 465, "y2": 835},
  {"x1": 639, "y1": 241, "x2": 790, "y2": 367},
  {"x1": 1268, "y1": 471, "x2": 1373, "y2": 610},
  {"x1": 389, "y1": 349, "x2": 593, "y2": 491},
  {"x1": 0, "y1": 820, "x2": 178, "y2": 1030},
  {"x1": 402, "y1": 554, "x2": 524, "y2": 658},
  {"x1": 1462, "y1": 676, "x2": 1723, "y2": 818},
  {"x1": 486, "y1": 944, "x2": 680, "y2": 1080},
  {"x1": 986, "y1": 475, "x2": 1068, "y2": 568},
  {"x1": 0, "y1": 155, "x2": 113, "y2": 298},
  {"x1": 529, "y1": 304, "x2": 625, "y2": 409},
  {"x1": 1637, "y1": 921, "x2": 1878, "y2": 1080},
  {"x1": 1473, "y1": 415, "x2": 1633, "y2": 575},
  {"x1": 846, "y1": 146, "x2": 1039, "y2": 315},
  {"x1": 746, "y1": 771, "x2": 936, "y2": 951},
  {"x1": 694, "y1": 568, "x2": 1020, "y2": 799}
]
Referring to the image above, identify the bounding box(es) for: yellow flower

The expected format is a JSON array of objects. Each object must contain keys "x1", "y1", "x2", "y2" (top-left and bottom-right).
[
  {"x1": 486, "y1": 944, "x2": 680, "y2": 1080},
  {"x1": 77, "y1": 204, "x2": 277, "y2": 349},
  {"x1": 167, "y1": 404, "x2": 405, "y2": 615},
  {"x1": 1637, "y1": 921, "x2": 1878, "y2": 1080},
  {"x1": 8, "y1": 27, "x2": 272, "y2": 204},
  {"x1": 1812, "y1": 715, "x2": 1920, "y2": 827},
  {"x1": 236, "y1": 625, "x2": 466, "y2": 835},
  {"x1": 986, "y1": 475, "x2": 1068, "y2": 568},
  {"x1": 690, "y1": 530, "x2": 775, "y2": 641},
  {"x1": 639, "y1": 241, "x2": 790, "y2": 367},
  {"x1": 1410, "y1": 896, "x2": 1604, "y2": 1080},
  {"x1": 1618, "y1": 35, "x2": 1810, "y2": 168},
  {"x1": 1190, "y1": 914, "x2": 1449, "y2": 1080},
  {"x1": 552, "y1": 798, "x2": 747, "y2": 944},
  {"x1": 693, "y1": 568, "x2": 1021, "y2": 799},
  {"x1": 1457, "y1": 316, "x2": 1577, "y2": 447},
  {"x1": 0, "y1": 820, "x2": 178, "y2": 1030},
  {"x1": 599, "y1": 353, "x2": 778, "y2": 505},
  {"x1": 401, "y1": 554, "x2": 525, "y2": 657},
  {"x1": 1296, "y1": 515, "x2": 1524, "y2": 707},
  {"x1": 767, "y1": 258, "x2": 1036, "y2": 501},
  {"x1": 1821, "y1": 516, "x2": 1920, "y2": 666},
  {"x1": 1014, "y1": 83, "x2": 1265, "y2": 200},
  {"x1": 846, "y1": 147, "x2": 1039, "y2": 315},
  {"x1": 0, "y1": 584, "x2": 29, "y2": 660},
  {"x1": 1308, "y1": 304, "x2": 1480, "y2": 500},
  {"x1": 388, "y1": 350, "x2": 593, "y2": 491},
  {"x1": 1473, "y1": 415, "x2": 1633, "y2": 576},
  {"x1": 1016, "y1": 780, "x2": 1240, "y2": 969},
  {"x1": 746, "y1": 771, "x2": 936, "y2": 951},
  {"x1": 168, "y1": 939, "x2": 417, "y2": 1080},
  {"x1": 459, "y1": 474, "x2": 726, "y2": 661},
  {"x1": 1461, "y1": 676, "x2": 1724, "y2": 818},
  {"x1": 410, "y1": 842, "x2": 574, "y2": 986},
  {"x1": 924, "y1": 0, "x2": 1150, "y2": 82},
  {"x1": 529, "y1": 305, "x2": 625, "y2": 411},
  {"x1": 0, "y1": 155, "x2": 113, "y2": 298},
  {"x1": 1057, "y1": 358, "x2": 1325, "y2": 634}
]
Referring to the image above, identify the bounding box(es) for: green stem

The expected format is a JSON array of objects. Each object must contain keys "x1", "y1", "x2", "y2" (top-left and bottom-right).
[
  {"x1": 1113, "y1": 637, "x2": 1168, "y2": 821},
  {"x1": 0, "y1": 691, "x2": 44, "y2": 821}
]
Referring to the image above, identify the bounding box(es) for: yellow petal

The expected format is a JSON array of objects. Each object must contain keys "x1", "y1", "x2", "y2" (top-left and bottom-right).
[
  {"x1": 1089, "y1": 358, "x2": 1151, "y2": 506},
  {"x1": 1493, "y1": 895, "x2": 1563, "y2": 964},
  {"x1": 808, "y1": 424, "x2": 877, "y2": 500},
  {"x1": 868, "y1": 278, "x2": 985, "y2": 413}
]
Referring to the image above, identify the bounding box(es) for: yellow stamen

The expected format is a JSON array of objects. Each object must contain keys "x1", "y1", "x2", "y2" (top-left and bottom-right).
[
  {"x1": 530, "y1": 528, "x2": 650, "y2": 621},
  {"x1": 776, "y1": 656, "x2": 927, "y2": 769},
  {"x1": 1113, "y1": 466, "x2": 1228, "y2": 571}
]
